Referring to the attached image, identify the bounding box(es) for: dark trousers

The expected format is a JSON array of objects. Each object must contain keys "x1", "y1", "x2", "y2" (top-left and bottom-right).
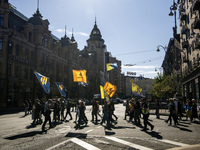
[
  {"x1": 143, "y1": 113, "x2": 153, "y2": 130},
  {"x1": 134, "y1": 109, "x2": 140, "y2": 125},
  {"x1": 42, "y1": 111, "x2": 52, "y2": 130},
  {"x1": 92, "y1": 111, "x2": 98, "y2": 122},
  {"x1": 65, "y1": 110, "x2": 72, "y2": 120}
]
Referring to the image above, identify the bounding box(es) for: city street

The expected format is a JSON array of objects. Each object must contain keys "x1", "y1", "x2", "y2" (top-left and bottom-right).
[{"x1": 0, "y1": 103, "x2": 200, "y2": 150}]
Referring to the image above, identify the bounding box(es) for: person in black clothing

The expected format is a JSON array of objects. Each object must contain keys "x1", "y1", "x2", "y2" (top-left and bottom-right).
[
  {"x1": 165, "y1": 98, "x2": 177, "y2": 127},
  {"x1": 42, "y1": 99, "x2": 53, "y2": 131},
  {"x1": 133, "y1": 98, "x2": 141, "y2": 126},
  {"x1": 65, "y1": 98, "x2": 73, "y2": 121},
  {"x1": 155, "y1": 99, "x2": 160, "y2": 119},
  {"x1": 77, "y1": 100, "x2": 88, "y2": 128},
  {"x1": 91, "y1": 99, "x2": 98, "y2": 123}
]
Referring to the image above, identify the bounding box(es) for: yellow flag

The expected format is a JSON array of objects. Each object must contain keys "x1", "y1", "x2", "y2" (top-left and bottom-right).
[
  {"x1": 73, "y1": 70, "x2": 87, "y2": 83},
  {"x1": 100, "y1": 85, "x2": 105, "y2": 99},
  {"x1": 132, "y1": 82, "x2": 142, "y2": 94},
  {"x1": 103, "y1": 82, "x2": 117, "y2": 98}
]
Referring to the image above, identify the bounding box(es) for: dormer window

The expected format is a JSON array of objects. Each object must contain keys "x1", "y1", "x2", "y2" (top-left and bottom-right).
[{"x1": 93, "y1": 30, "x2": 97, "y2": 34}]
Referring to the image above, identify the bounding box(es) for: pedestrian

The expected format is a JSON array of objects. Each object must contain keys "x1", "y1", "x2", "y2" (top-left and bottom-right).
[
  {"x1": 42, "y1": 99, "x2": 53, "y2": 131},
  {"x1": 129, "y1": 98, "x2": 134, "y2": 123},
  {"x1": 184, "y1": 99, "x2": 192, "y2": 121},
  {"x1": 166, "y1": 98, "x2": 177, "y2": 127},
  {"x1": 28, "y1": 100, "x2": 32, "y2": 114},
  {"x1": 124, "y1": 99, "x2": 130, "y2": 120},
  {"x1": 77, "y1": 100, "x2": 88, "y2": 128},
  {"x1": 60, "y1": 98, "x2": 65, "y2": 121},
  {"x1": 53, "y1": 99, "x2": 60, "y2": 123},
  {"x1": 65, "y1": 98, "x2": 73, "y2": 121},
  {"x1": 110, "y1": 98, "x2": 118, "y2": 121},
  {"x1": 100, "y1": 98, "x2": 110, "y2": 127},
  {"x1": 155, "y1": 99, "x2": 160, "y2": 119},
  {"x1": 141, "y1": 98, "x2": 154, "y2": 131},
  {"x1": 31, "y1": 99, "x2": 42, "y2": 125},
  {"x1": 91, "y1": 98, "x2": 98, "y2": 123},
  {"x1": 133, "y1": 97, "x2": 141, "y2": 126},
  {"x1": 24, "y1": 100, "x2": 29, "y2": 116},
  {"x1": 191, "y1": 99, "x2": 198, "y2": 122}
]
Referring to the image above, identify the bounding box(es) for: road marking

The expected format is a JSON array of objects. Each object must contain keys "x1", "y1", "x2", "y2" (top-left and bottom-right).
[
  {"x1": 97, "y1": 126, "x2": 102, "y2": 128},
  {"x1": 70, "y1": 138, "x2": 101, "y2": 150},
  {"x1": 105, "y1": 136, "x2": 153, "y2": 150},
  {"x1": 156, "y1": 139, "x2": 190, "y2": 147},
  {"x1": 85, "y1": 129, "x2": 93, "y2": 133},
  {"x1": 46, "y1": 139, "x2": 71, "y2": 150}
]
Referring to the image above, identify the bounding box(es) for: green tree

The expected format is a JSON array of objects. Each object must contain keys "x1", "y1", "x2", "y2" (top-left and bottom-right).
[{"x1": 151, "y1": 72, "x2": 177, "y2": 99}]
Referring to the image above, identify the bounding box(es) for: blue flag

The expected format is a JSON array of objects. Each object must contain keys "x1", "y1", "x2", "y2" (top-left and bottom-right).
[
  {"x1": 34, "y1": 71, "x2": 50, "y2": 94},
  {"x1": 55, "y1": 82, "x2": 67, "y2": 97}
]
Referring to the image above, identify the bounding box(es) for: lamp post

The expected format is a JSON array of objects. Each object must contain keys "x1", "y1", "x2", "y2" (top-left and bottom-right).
[
  {"x1": 169, "y1": 0, "x2": 182, "y2": 98},
  {"x1": 156, "y1": 45, "x2": 167, "y2": 53}
]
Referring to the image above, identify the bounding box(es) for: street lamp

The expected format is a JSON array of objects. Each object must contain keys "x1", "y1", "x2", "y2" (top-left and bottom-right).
[
  {"x1": 169, "y1": 0, "x2": 177, "y2": 37},
  {"x1": 156, "y1": 45, "x2": 167, "y2": 53}
]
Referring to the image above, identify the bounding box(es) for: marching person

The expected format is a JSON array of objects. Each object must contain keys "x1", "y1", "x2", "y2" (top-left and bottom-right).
[
  {"x1": 91, "y1": 98, "x2": 98, "y2": 124},
  {"x1": 42, "y1": 99, "x2": 53, "y2": 132},
  {"x1": 133, "y1": 97, "x2": 141, "y2": 126},
  {"x1": 141, "y1": 98, "x2": 154, "y2": 131},
  {"x1": 65, "y1": 98, "x2": 73, "y2": 121}
]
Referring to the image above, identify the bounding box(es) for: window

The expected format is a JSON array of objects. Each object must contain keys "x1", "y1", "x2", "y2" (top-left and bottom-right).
[
  {"x1": 42, "y1": 36, "x2": 45, "y2": 46},
  {"x1": 24, "y1": 68, "x2": 28, "y2": 79},
  {"x1": 28, "y1": 32, "x2": 32, "y2": 42},
  {"x1": 0, "y1": 14, "x2": 4, "y2": 26},
  {"x1": 31, "y1": 52, "x2": 34, "y2": 61},
  {"x1": 16, "y1": 46, "x2": 19, "y2": 56},
  {"x1": 91, "y1": 45, "x2": 94, "y2": 52},
  {"x1": 8, "y1": 64, "x2": 11, "y2": 76},
  {"x1": 14, "y1": 66, "x2": 18, "y2": 78},
  {"x1": 8, "y1": 43, "x2": 12, "y2": 54},
  {"x1": 25, "y1": 50, "x2": 29, "y2": 59},
  {"x1": 0, "y1": 39, "x2": 2, "y2": 51},
  {"x1": 45, "y1": 39, "x2": 48, "y2": 47}
]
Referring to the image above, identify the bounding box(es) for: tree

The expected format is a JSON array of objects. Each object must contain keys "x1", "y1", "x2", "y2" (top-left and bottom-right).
[{"x1": 151, "y1": 72, "x2": 177, "y2": 99}]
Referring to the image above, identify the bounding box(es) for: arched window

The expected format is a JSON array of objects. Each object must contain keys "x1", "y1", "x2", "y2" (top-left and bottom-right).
[{"x1": 91, "y1": 45, "x2": 94, "y2": 52}]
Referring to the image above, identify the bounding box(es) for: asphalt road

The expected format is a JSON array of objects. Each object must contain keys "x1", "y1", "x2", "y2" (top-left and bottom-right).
[{"x1": 0, "y1": 104, "x2": 200, "y2": 150}]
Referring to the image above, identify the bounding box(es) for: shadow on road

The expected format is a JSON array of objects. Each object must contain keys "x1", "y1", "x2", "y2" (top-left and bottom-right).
[
  {"x1": 65, "y1": 132, "x2": 87, "y2": 139},
  {"x1": 146, "y1": 131, "x2": 163, "y2": 139},
  {"x1": 4, "y1": 131, "x2": 42, "y2": 140}
]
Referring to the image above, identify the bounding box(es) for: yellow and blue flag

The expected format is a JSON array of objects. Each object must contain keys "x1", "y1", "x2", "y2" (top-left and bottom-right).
[
  {"x1": 131, "y1": 82, "x2": 142, "y2": 96},
  {"x1": 73, "y1": 70, "x2": 87, "y2": 83},
  {"x1": 103, "y1": 81, "x2": 117, "y2": 98},
  {"x1": 34, "y1": 71, "x2": 50, "y2": 94},
  {"x1": 106, "y1": 63, "x2": 118, "y2": 71},
  {"x1": 55, "y1": 82, "x2": 67, "y2": 97}
]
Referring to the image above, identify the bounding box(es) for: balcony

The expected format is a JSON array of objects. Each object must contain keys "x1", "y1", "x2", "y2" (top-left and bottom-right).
[
  {"x1": 192, "y1": 0, "x2": 200, "y2": 11},
  {"x1": 193, "y1": 17, "x2": 200, "y2": 29},
  {"x1": 182, "y1": 40, "x2": 189, "y2": 48},
  {"x1": 181, "y1": 25, "x2": 188, "y2": 34},
  {"x1": 183, "y1": 56, "x2": 189, "y2": 64}
]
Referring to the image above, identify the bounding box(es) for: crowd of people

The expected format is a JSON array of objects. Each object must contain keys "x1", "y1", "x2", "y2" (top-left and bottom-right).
[{"x1": 23, "y1": 96, "x2": 200, "y2": 132}]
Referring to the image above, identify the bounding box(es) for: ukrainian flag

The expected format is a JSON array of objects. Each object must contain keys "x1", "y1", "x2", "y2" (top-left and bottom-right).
[
  {"x1": 34, "y1": 71, "x2": 50, "y2": 94},
  {"x1": 55, "y1": 82, "x2": 67, "y2": 97}
]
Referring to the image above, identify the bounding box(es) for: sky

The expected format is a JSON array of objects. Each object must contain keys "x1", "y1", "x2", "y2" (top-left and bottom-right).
[{"x1": 9, "y1": 0, "x2": 179, "y2": 79}]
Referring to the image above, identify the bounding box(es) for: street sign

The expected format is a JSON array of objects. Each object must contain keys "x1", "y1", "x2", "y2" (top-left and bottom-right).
[{"x1": 174, "y1": 65, "x2": 180, "y2": 71}]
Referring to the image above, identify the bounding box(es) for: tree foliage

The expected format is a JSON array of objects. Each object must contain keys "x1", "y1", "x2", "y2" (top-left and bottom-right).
[{"x1": 151, "y1": 72, "x2": 177, "y2": 98}]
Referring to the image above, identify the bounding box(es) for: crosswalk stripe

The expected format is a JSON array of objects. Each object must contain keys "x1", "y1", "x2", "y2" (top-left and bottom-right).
[
  {"x1": 105, "y1": 136, "x2": 154, "y2": 150},
  {"x1": 70, "y1": 138, "x2": 101, "y2": 150},
  {"x1": 156, "y1": 139, "x2": 190, "y2": 147}
]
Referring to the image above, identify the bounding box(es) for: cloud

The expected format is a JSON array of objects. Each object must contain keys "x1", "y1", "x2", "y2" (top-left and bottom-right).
[{"x1": 55, "y1": 29, "x2": 89, "y2": 37}]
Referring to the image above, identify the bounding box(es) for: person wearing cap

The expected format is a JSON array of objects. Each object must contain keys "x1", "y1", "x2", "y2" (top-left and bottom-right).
[
  {"x1": 141, "y1": 98, "x2": 154, "y2": 131},
  {"x1": 42, "y1": 99, "x2": 53, "y2": 131}
]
